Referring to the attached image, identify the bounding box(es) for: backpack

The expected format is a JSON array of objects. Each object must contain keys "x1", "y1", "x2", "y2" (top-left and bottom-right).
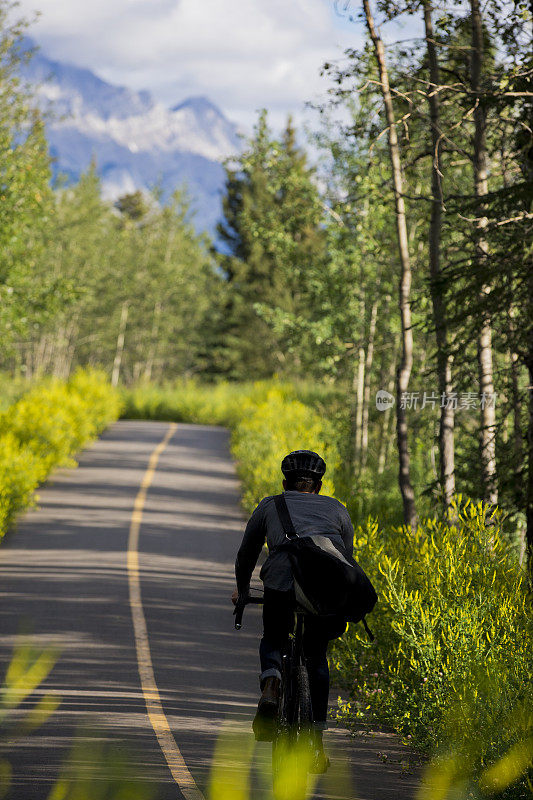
[{"x1": 273, "y1": 494, "x2": 377, "y2": 635}]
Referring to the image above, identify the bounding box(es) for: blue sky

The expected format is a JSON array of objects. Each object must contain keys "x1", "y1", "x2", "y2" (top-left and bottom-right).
[{"x1": 17, "y1": 0, "x2": 374, "y2": 129}]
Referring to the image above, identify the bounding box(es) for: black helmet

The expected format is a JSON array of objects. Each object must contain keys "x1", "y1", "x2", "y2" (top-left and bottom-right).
[{"x1": 281, "y1": 450, "x2": 326, "y2": 478}]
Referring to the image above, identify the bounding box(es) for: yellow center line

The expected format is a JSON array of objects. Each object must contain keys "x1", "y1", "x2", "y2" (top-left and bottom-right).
[{"x1": 127, "y1": 423, "x2": 205, "y2": 800}]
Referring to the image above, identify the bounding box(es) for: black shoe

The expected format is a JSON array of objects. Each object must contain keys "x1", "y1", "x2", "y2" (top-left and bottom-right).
[{"x1": 252, "y1": 677, "x2": 280, "y2": 742}]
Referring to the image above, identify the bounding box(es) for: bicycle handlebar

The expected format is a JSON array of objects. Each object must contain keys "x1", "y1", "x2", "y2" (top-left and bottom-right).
[{"x1": 233, "y1": 592, "x2": 264, "y2": 630}]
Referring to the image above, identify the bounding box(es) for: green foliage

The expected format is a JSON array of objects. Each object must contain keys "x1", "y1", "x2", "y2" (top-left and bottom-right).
[
  {"x1": 122, "y1": 378, "x2": 339, "y2": 426},
  {"x1": 0, "y1": 638, "x2": 60, "y2": 735},
  {"x1": 0, "y1": 373, "x2": 27, "y2": 410},
  {"x1": 5, "y1": 165, "x2": 221, "y2": 383},
  {"x1": 0, "y1": 6, "x2": 54, "y2": 353},
  {"x1": 331, "y1": 499, "x2": 533, "y2": 797},
  {"x1": 114, "y1": 190, "x2": 149, "y2": 221},
  {"x1": 0, "y1": 369, "x2": 122, "y2": 537},
  {"x1": 216, "y1": 111, "x2": 327, "y2": 378},
  {"x1": 231, "y1": 387, "x2": 338, "y2": 511},
  {"x1": 0, "y1": 0, "x2": 530, "y2": 791},
  {"x1": 0, "y1": 638, "x2": 60, "y2": 796},
  {"x1": 122, "y1": 379, "x2": 270, "y2": 426}
]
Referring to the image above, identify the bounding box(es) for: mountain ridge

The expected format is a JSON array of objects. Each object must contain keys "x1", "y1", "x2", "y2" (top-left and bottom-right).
[{"x1": 22, "y1": 38, "x2": 241, "y2": 234}]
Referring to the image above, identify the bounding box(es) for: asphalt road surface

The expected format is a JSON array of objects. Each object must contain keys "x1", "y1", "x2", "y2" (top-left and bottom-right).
[{"x1": 0, "y1": 421, "x2": 422, "y2": 799}]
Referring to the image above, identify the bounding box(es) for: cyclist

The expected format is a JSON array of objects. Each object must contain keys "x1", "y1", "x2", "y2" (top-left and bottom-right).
[{"x1": 232, "y1": 450, "x2": 354, "y2": 773}]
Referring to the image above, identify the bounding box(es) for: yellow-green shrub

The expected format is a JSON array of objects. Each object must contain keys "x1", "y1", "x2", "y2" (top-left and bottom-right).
[
  {"x1": 331, "y1": 499, "x2": 533, "y2": 796},
  {"x1": 231, "y1": 388, "x2": 339, "y2": 510},
  {"x1": 0, "y1": 434, "x2": 45, "y2": 534},
  {"x1": 122, "y1": 380, "x2": 243, "y2": 425},
  {"x1": 0, "y1": 370, "x2": 122, "y2": 538},
  {"x1": 121, "y1": 379, "x2": 305, "y2": 428}
]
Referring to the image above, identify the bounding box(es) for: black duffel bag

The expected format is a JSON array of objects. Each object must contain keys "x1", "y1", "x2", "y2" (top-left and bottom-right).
[{"x1": 273, "y1": 494, "x2": 377, "y2": 633}]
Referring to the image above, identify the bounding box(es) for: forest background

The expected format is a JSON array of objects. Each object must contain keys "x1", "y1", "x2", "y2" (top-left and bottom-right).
[
  {"x1": 2, "y1": 0, "x2": 531, "y2": 550},
  {"x1": 0, "y1": 0, "x2": 532, "y2": 795}
]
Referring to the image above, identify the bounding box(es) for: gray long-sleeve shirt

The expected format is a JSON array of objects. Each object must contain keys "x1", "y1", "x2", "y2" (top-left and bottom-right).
[{"x1": 235, "y1": 490, "x2": 355, "y2": 593}]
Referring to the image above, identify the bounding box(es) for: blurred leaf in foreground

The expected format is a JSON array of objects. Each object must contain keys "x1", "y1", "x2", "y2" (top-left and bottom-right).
[
  {"x1": 47, "y1": 738, "x2": 157, "y2": 800},
  {"x1": 208, "y1": 720, "x2": 353, "y2": 800}
]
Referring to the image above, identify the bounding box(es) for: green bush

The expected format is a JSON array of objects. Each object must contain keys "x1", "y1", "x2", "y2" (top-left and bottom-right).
[
  {"x1": 120, "y1": 378, "x2": 329, "y2": 427},
  {"x1": 331, "y1": 498, "x2": 533, "y2": 797},
  {"x1": 122, "y1": 380, "x2": 243, "y2": 426},
  {"x1": 0, "y1": 370, "x2": 122, "y2": 538},
  {"x1": 231, "y1": 387, "x2": 339, "y2": 511},
  {"x1": 0, "y1": 374, "x2": 28, "y2": 412}
]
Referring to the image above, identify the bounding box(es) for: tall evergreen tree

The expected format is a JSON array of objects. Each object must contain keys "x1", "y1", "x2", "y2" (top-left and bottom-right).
[{"x1": 216, "y1": 111, "x2": 327, "y2": 378}]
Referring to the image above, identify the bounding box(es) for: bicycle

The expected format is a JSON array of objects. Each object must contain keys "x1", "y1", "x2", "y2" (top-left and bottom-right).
[{"x1": 234, "y1": 591, "x2": 320, "y2": 799}]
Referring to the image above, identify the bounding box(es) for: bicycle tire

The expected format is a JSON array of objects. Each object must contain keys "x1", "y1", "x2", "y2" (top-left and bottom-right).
[
  {"x1": 271, "y1": 665, "x2": 313, "y2": 800},
  {"x1": 272, "y1": 655, "x2": 290, "y2": 792},
  {"x1": 272, "y1": 667, "x2": 307, "y2": 800},
  {"x1": 296, "y1": 665, "x2": 313, "y2": 729},
  {"x1": 296, "y1": 664, "x2": 315, "y2": 780}
]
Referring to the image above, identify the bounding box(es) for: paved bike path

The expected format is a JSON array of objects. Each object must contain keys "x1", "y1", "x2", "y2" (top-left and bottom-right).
[{"x1": 0, "y1": 421, "x2": 422, "y2": 799}]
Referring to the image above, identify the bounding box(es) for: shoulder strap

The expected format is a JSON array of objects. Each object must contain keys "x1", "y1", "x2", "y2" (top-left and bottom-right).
[
  {"x1": 362, "y1": 618, "x2": 375, "y2": 642},
  {"x1": 273, "y1": 494, "x2": 298, "y2": 539}
]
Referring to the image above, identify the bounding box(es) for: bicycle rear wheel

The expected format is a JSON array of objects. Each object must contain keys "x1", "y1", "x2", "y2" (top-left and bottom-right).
[
  {"x1": 296, "y1": 664, "x2": 313, "y2": 729},
  {"x1": 272, "y1": 664, "x2": 313, "y2": 800},
  {"x1": 272, "y1": 657, "x2": 294, "y2": 799},
  {"x1": 296, "y1": 664, "x2": 314, "y2": 774}
]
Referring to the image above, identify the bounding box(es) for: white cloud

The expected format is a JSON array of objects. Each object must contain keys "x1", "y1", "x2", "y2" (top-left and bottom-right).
[{"x1": 17, "y1": 0, "x2": 364, "y2": 129}]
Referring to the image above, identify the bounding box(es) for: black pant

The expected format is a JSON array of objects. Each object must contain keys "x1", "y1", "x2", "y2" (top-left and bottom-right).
[{"x1": 259, "y1": 588, "x2": 347, "y2": 728}]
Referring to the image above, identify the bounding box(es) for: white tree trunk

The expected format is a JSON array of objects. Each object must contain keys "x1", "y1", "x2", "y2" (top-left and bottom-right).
[
  {"x1": 423, "y1": 0, "x2": 456, "y2": 508},
  {"x1": 470, "y1": 0, "x2": 498, "y2": 505},
  {"x1": 353, "y1": 346, "x2": 366, "y2": 472},
  {"x1": 112, "y1": 301, "x2": 130, "y2": 388},
  {"x1": 363, "y1": 0, "x2": 417, "y2": 527},
  {"x1": 361, "y1": 298, "x2": 379, "y2": 469}
]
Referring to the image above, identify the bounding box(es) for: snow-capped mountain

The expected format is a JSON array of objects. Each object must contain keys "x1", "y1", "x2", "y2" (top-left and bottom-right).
[{"x1": 22, "y1": 40, "x2": 242, "y2": 234}]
